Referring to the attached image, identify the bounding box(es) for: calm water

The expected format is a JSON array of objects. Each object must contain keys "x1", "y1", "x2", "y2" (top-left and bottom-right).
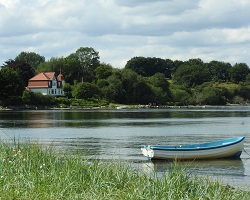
[{"x1": 1, "y1": 106, "x2": 250, "y2": 189}]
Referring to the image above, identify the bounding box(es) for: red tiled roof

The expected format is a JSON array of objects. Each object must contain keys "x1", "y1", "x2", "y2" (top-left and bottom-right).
[{"x1": 29, "y1": 72, "x2": 55, "y2": 81}]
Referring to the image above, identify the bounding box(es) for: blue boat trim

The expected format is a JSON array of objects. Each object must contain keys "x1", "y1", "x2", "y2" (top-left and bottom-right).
[{"x1": 149, "y1": 136, "x2": 245, "y2": 151}]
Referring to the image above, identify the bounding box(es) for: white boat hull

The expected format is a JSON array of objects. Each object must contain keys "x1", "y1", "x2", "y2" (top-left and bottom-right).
[{"x1": 141, "y1": 137, "x2": 244, "y2": 160}]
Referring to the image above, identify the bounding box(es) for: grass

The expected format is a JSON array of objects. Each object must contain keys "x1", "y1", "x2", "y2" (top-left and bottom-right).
[{"x1": 0, "y1": 141, "x2": 249, "y2": 200}]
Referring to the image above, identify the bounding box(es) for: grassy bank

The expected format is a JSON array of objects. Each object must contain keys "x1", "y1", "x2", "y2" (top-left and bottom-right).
[{"x1": 0, "y1": 142, "x2": 249, "y2": 200}]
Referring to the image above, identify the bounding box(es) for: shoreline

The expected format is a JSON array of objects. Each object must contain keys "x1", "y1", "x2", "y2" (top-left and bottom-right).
[{"x1": 1, "y1": 104, "x2": 250, "y2": 111}]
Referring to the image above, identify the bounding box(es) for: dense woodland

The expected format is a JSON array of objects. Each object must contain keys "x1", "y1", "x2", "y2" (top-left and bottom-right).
[{"x1": 0, "y1": 47, "x2": 250, "y2": 107}]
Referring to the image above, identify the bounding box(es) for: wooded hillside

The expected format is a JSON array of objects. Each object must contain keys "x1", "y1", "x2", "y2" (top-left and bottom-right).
[{"x1": 1, "y1": 47, "x2": 250, "y2": 107}]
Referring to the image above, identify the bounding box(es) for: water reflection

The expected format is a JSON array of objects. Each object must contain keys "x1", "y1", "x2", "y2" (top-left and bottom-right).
[
  {"x1": 142, "y1": 159, "x2": 248, "y2": 188},
  {"x1": 1, "y1": 107, "x2": 250, "y2": 188}
]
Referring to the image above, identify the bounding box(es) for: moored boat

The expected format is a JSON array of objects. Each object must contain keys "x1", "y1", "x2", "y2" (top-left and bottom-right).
[
  {"x1": 116, "y1": 105, "x2": 128, "y2": 109},
  {"x1": 141, "y1": 136, "x2": 245, "y2": 160}
]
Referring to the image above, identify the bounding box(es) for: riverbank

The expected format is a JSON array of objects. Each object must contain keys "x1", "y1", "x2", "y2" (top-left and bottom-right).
[
  {"x1": 0, "y1": 141, "x2": 249, "y2": 199},
  {"x1": 1, "y1": 103, "x2": 250, "y2": 111}
]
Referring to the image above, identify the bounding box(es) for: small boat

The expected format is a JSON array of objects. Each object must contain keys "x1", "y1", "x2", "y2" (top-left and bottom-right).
[
  {"x1": 116, "y1": 105, "x2": 128, "y2": 109},
  {"x1": 141, "y1": 136, "x2": 245, "y2": 160}
]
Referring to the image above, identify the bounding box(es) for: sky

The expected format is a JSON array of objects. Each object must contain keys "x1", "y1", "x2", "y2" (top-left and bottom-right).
[{"x1": 0, "y1": 0, "x2": 250, "y2": 68}]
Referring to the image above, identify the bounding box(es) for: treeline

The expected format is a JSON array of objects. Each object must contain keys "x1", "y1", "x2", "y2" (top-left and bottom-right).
[{"x1": 0, "y1": 47, "x2": 250, "y2": 107}]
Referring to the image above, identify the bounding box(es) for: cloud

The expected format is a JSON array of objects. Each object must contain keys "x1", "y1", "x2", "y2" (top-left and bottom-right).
[{"x1": 0, "y1": 0, "x2": 250, "y2": 68}]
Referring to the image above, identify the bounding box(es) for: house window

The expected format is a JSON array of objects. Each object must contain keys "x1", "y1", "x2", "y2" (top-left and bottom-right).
[{"x1": 51, "y1": 89, "x2": 54, "y2": 94}]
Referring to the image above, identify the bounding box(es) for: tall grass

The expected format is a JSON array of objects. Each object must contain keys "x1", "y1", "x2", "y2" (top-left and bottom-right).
[{"x1": 0, "y1": 141, "x2": 249, "y2": 199}]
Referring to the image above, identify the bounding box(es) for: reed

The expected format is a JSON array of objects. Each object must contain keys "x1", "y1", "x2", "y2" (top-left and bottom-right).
[{"x1": 0, "y1": 141, "x2": 249, "y2": 200}]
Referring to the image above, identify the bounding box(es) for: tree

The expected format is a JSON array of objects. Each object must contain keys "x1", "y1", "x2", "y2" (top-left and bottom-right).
[
  {"x1": 29, "y1": 92, "x2": 56, "y2": 106},
  {"x1": 173, "y1": 64, "x2": 211, "y2": 87},
  {"x1": 62, "y1": 83, "x2": 73, "y2": 98},
  {"x1": 22, "y1": 90, "x2": 32, "y2": 105},
  {"x1": 165, "y1": 59, "x2": 174, "y2": 78},
  {"x1": 36, "y1": 57, "x2": 65, "y2": 75},
  {"x1": 125, "y1": 57, "x2": 171, "y2": 78},
  {"x1": 125, "y1": 56, "x2": 147, "y2": 76},
  {"x1": 0, "y1": 67, "x2": 24, "y2": 104},
  {"x1": 63, "y1": 53, "x2": 81, "y2": 84},
  {"x1": 72, "y1": 82, "x2": 100, "y2": 99},
  {"x1": 172, "y1": 60, "x2": 184, "y2": 74},
  {"x1": 121, "y1": 69, "x2": 141, "y2": 103},
  {"x1": 208, "y1": 61, "x2": 232, "y2": 82},
  {"x1": 2, "y1": 59, "x2": 34, "y2": 86},
  {"x1": 95, "y1": 63, "x2": 113, "y2": 80},
  {"x1": 193, "y1": 84, "x2": 228, "y2": 105},
  {"x1": 148, "y1": 73, "x2": 170, "y2": 92},
  {"x1": 185, "y1": 58, "x2": 204, "y2": 66},
  {"x1": 246, "y1": 74, "x2": 250, "y2": 84},
  {"x1": 236, "y1": 84, "x2": 250, "y2": 101},
  {"x1": 96, "y1": 79, "x2": 109, "y2": 88},
  {"x1": 102, "y1": 72, "x2": 126, "y2": 103},
  {"x1": 146, "y1": 73, "x2": 171, "y2": 103},
  {"x1": 231, "y1": 63, "x2": 250, "y2": 83},
  {"x1": 15, "y1": 52, "x2": 45, "y2": 70},
  {"x1": 201, "y1": 87, "x2": 227, "y2": 105},
  {"x1": 75, "y1": 47, "x2": 100, "y2": 82},
  {"x1": 171, "y1": 86, "x2": 192, "y2": 106}
]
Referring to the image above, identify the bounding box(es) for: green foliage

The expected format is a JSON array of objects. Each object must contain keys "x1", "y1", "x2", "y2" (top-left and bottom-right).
[
  {"x1": 1, "y1": 49, "x2": 250, "y2": 107},
  {"x1": 101, "y1": 73, "x2": 126, "y2": 103},
  {"x1": 208, "y1": 61, "x2": 232, "y2": 82},
  {"x1": 194, "y1": 84, "x2": 228, "y2": 105},
  {"x1": 173, "y1": 64, "x2": 211, "y2": 87},
  {"x1": 75, "y1": 47, "x2": 100, "y2": 82},
  {"x1": 246, "y1": 74, "x2": 250, "y2": 84},
  {"x1": 55, "y1": 97, "x2": 71, "y2": 107},
  {"x1": 29, "y1": 92, "x2": 56, "y2": 106},
  {"x1": 62, "y1": 83, "x2": 73, "y2": 98},
  {"x1": 0, "y1": 67, "x2": 25, "y2": 105},
  {"x1": 125, "y1": 56, "x2": 172, "y2": 78},
  {"x1": 96, "y1": 79, "x2": 109, "y2": 88},
  {"x1": 95, "y1": 63, "x2": 113, "y2": 79},
  {"x1": 15, "y1": 51, "x2": 45, "y2": 70},
  {"x1": 231, "y1": 63, "x2": 250, "y2": 83},
  {"x1": 72, "y1": 82, "x2": 100, "y2": 99},
  {"x1": 36, "y1": 57, "x2": 65, "y2": 75},
  {"x1": 22, "y1": 90, "x2": 32, "y2": 105},
  {"x1": 70, "y1": 98, "x2": 108, "y2": 107},
  {"x1": 145, "y1": 73, "x2": 171, "y2": 104},
  {"x1": 170, "y1": 85, "x2": 192, "y2": 106},
  {"x1": 121, "y1": 69, "x2": 143, "y2": 103},
  {"x1": 2, "y1": 59, "x2": 35, "y2": 87},
  {"x1": 148, "y1": 73, "x2": 170, "y2": 92},
  {"x1": 236, "y1": 85, "x2": 250, "y2": 102},
  {"x1": 1, "y1": 142, "x2": 249, "y2": 199}
]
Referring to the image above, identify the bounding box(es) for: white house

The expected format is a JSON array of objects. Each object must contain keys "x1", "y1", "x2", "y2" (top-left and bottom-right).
[{"x1": 26, "y1": 72, "x2": 65, "y2": 96}]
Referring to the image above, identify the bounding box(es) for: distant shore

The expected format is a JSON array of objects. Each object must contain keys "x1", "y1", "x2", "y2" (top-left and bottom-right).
[{"x1": 1, "y1": 104, "x2": 249, "y2": 111}]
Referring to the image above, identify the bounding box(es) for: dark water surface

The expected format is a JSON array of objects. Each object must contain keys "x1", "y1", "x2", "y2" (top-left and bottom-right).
[{"x1": 1, "y1": 106, "x2": 250, "y2": 189}]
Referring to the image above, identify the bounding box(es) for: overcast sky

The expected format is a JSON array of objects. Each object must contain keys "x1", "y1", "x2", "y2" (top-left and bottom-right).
[{"x1": 1, "y1": 0, "x2": 250, "y2": 68}]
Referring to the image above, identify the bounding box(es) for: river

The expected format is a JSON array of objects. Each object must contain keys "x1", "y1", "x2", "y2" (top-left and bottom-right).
[{"x1": 0, "y1": 106, "x2": 250, "y2": 189}]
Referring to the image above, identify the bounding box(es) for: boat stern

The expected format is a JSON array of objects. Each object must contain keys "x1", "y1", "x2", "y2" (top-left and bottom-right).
[{"x1": 141, "y1": 145, "x2": 154, "y2": 160}]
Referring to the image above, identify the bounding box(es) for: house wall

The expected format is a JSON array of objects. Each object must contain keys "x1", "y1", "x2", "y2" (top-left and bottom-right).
[
  {"x1": 29, "y1": 88, "x2": 49, "y2": 95},
  {"x1": 27, "y1": 73, "x2": 65, "y2": 96},
  {"x1": 29, "y1": 88, "x2": 64, "y2": 96}
]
